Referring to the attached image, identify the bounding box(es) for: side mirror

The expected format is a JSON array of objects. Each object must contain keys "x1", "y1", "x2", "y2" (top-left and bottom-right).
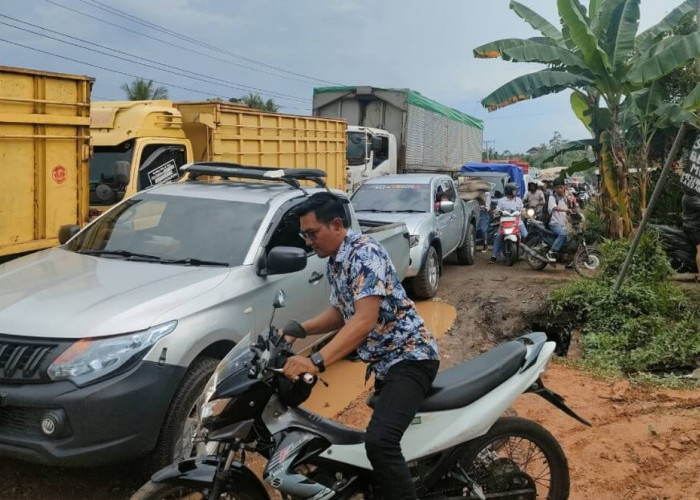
[
  {"x1": 114, "y1": 161, "x2": 130, "y2": 186},
  {"x1": 58, "y1": 225, "x2": 80, "y2": 244},
  {"x1": 371, "y1": 136, "x2": 383, "y2": 152},
  {"x1": 265, "y1": 246, "x2": 307, "y2": 275},
  {"x1": 438, "y1": 200, "x2": 455, "y2": 213},
  {"x1": 273, "y1": 290, "x2": 287, "y2": 309}
]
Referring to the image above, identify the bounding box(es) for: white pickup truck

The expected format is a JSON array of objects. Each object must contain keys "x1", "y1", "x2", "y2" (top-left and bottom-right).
[{"x1": 0, "y1": 165, "x2": 409, "y2": 470}]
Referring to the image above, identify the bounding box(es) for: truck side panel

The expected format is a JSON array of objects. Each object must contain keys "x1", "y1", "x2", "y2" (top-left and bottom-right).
[
  {"x1": 0, "y1": 66, "x2": 92, "y2": 258},
  {"x1": 177, "y1": 103, "x2": 347, "y2": 191}
]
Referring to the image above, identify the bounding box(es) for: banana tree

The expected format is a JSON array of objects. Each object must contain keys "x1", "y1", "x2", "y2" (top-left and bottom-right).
[{"x1": 474, "y1": 0, "x2": 700, "y2": 237}]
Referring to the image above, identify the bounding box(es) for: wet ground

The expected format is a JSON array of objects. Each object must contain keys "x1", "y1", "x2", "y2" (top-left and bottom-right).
[{"x1": 2, "y1": 254, "x2": 698, "y2": 499}]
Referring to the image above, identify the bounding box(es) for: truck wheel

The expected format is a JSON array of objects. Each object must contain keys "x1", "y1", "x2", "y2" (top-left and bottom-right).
[
  {"x1": 146, "y1": 357, "x2": 219, "y2": 472},
  {"x1": 457, "y1": 223, "x2": 476, "y2": 265},
  {"x1": 413, "y1": 246, "x2": 439, "y2": 299}
]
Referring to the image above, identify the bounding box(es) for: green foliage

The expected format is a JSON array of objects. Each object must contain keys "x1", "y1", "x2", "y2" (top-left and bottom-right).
[
  {"x1": 241, "y1": 93, "x2": 280, "y2": 112},
  {"x1": 121, "y1": 78, "x2": 168, "y2": 100},
  {"x1": 547, "y1": 232, "x2": 700, "y2": 375}
]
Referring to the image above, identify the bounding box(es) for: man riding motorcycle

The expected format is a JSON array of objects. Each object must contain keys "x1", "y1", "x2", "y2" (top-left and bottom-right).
[
  {"x1": 490, "y1": 183, "x2": 528, "y2": 263},
  {"x1": 546, "y1": 179, "x2": 571, "y2": 262}
]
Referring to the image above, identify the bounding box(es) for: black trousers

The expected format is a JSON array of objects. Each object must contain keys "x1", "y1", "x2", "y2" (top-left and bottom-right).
[{"x1": 365, "y1": 359, "x2": 439, "y2": 500}]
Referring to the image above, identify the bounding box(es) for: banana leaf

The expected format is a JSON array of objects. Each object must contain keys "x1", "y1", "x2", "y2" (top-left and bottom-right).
[
  {"x1": 635, "y1": 0, "x2": 699, "y2": 52},
  {"x1": 510, "y1": 0, "x2": 564, "y2": 45},
  {"x1": 627, "y1": 32, "x2": 700, "y2": 85},
  {"x1": 481, "y1": 70, "x2": 593, "y2": 111}
]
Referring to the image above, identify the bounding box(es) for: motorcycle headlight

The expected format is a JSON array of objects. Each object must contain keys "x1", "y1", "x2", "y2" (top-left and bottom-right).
[
  {"x1": 47, "y1": 321, "x2": 177, "y2": 386},
  {"x1": 409, "y1": 234, "x2": 420, "y2": 248},
  {"x1": 526, "y1": 208, "x2": 535, "y2": 218}
]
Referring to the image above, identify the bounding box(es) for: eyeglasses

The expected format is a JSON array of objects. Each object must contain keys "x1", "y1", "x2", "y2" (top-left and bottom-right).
[{"x1": 299, "y1": 225, "x2": 326, "y2": 241}]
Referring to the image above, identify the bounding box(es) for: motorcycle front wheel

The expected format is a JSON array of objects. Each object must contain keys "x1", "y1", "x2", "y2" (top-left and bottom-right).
[
  {"x1": 130, "y1": 480, "x2": 267, "y2": 500},
  {"x1": 503, "y1": 239, "x2": 519, "y2": 266},
  {"x1": 454, "y1": 417, "x2": 570, "y2": 499},
  {"x1": 573, "y1": 246, "x2": 602, "y2": 279}
]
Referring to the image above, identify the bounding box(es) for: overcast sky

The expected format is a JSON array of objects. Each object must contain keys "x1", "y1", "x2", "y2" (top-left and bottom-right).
[{"x1": 0, "y1": 0, "x2": 690, "y2": 152}]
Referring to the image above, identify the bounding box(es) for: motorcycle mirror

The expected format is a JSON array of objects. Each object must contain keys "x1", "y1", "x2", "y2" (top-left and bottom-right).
[{"x1": 273, "y1": 290, "x2": 286, "y2": 309}]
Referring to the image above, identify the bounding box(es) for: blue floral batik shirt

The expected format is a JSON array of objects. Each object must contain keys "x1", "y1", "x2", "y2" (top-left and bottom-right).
[{"x1": 327, "y1": 231, "x2": 439, "y2": 380}]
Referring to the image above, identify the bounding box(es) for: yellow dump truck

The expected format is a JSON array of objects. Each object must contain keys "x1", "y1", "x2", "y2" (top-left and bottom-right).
[
  {"x1": 89, "y1": 100, "x2": 347, "y2": 213},
  {"x1": 0, "y1": 66, "x2": 93, "y2": 259}
]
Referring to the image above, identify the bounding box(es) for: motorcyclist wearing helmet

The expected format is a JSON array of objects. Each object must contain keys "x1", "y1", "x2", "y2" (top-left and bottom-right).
[{"x1": 490, "y1": 183, "x2": 528, "y2": 263}]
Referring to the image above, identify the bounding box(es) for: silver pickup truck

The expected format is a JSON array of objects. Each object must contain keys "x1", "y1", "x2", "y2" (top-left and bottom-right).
[
  {"x1": 352, "y1": 174, "x2": 478, "y2": 298},
  {"x1": 0, "y1": 165, "x2": 409, "y2": 469}
]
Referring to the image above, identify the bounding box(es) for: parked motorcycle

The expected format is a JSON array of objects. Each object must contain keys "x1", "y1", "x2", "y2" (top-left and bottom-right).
[
  {"x1": 649, "y1": 224, "x2": 698, "y2": 274},
  {"x1": 133, "y1": 291, "x2": 589, "y2": 500},
  {"x1": 521, "y1": 210, "x2": 603, "y2": 278},
  {"x1": 495, "y1": 209, "x2": 523, "y2": 266}
]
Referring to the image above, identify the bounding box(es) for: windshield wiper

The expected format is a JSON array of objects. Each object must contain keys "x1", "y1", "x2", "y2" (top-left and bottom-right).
[
  {"x1": 355, "y1": 209, "x2": 396, "y2": 213},
  {"x1": 77, "y1": 249, "x2": 164, "y2": 261},
  {"x1": 162, "y1": 257, "x2": 229, "y2": 267}
]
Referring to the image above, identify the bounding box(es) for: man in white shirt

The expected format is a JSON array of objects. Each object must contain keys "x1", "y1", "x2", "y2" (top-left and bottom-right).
[
  {"x1": 490, "y1": 183, "x2": 527, "y2": 263},
  {"x1": 547, "y1": 179, "x2": 571, "y2": 262}
]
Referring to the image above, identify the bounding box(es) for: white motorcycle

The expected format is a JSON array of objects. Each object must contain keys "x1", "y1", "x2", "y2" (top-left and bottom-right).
[{"x1": 133, "y1": 291, "x2": 589, "y2": 500}]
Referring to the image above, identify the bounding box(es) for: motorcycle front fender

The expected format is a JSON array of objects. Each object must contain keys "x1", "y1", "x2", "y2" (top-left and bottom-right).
[
  {"x1": 150, "y1": 455, "x2": 269, "y2": 498},
  {"x1": 504, "y1": 235, "x2": 518, "y2": 242}
]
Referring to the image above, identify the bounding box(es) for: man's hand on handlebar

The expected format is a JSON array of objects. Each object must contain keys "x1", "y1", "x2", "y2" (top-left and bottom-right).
[{"x1": 283, "y1": 355, "x2": 319, "y2": 381}]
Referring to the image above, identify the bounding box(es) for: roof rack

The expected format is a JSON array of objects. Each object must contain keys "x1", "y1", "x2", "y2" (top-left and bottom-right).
[{"x1": 181, "y1": 162, "x2": 328, "y2": 191}]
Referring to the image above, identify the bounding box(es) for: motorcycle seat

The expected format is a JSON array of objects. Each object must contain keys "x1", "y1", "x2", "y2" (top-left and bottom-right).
[
  {"x1": 418, "y1": 341, "x2": 527, "y2": 412},
  {"x1": 287, "y1": 406, "x2": 366, "y2": 445},
  {"x1": 530, "y1": 220, "x2": 558, "y2": 237}
]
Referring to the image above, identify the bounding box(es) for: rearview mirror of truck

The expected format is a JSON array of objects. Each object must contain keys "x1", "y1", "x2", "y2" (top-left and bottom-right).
[
  {"x1": 115, "y1": 161, "x2": 130, "y2": 186},
  {"x1": 58, "y1": 225, "x2": 81, "y2": 244},
  {"x1": 438, "y1": 200, "x2": 455, "y2": 213}
]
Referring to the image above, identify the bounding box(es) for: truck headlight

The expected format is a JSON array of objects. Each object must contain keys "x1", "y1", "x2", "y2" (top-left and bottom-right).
[
  {"x1": 409, "y1": 235, "x2": 420, "y2": 248},
  {"x1": 47, "y1": 321, "x2": 177, "y2": 386}
]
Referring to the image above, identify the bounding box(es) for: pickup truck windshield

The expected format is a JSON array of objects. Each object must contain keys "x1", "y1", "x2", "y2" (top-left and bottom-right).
[
  {"x1": 352, "y1": 184, "x2": 431, "y2": 213},
  {"x1": 66, "y1": 194, "x2": 267, "y2": 266}
]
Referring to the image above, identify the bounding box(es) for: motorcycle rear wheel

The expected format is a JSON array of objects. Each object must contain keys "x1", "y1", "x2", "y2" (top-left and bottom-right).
[
  {"x1": 131, "y1": 480, "x2": 266, "y2": 500},
  {"x1": 453, "y1": 417, "x2": 569, "y2": 500},
  {"x1": 503, "y1": 240, "x2": 518, "y2": 266},
  {"x1": 573, "y1": 246, "x2": 602, "y2": 279}
]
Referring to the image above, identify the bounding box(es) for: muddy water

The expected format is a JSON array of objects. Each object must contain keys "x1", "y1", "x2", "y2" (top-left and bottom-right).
[{"x1": 302, "y1": 301, "x2": 457, "y2": 417}]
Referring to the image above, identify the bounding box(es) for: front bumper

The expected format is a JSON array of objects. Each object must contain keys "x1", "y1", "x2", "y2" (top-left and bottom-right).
[
  {"x1": 405, "y1": 243, "x2": 427, "y2": 278},
  {"x1": 0, "y1": 361, "x2": 185, "y2": 467}
]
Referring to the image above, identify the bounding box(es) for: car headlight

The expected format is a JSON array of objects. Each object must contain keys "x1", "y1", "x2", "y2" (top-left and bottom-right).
[
  {"x1": 47, "y1": 320, "x2": 177, "y2": 386},
  {"x1": 409, "y1": 234, "x2": 420, "y2": 248}
]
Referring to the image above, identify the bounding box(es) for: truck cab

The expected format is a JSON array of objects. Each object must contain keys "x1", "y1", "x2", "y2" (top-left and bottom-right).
[
  {"x1": 89, "y1": 101, "x2": 193, "y2": 216},
  {"x1": 346, "y1": 126, "x2": 397, "y2": 192}
]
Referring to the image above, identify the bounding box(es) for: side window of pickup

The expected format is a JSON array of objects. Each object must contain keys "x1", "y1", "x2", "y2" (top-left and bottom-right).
[
  {"x1": 266, "y1": 206, "x2": 312, "y2": 254},
  {"x1": 445, "y1": 180, "x2": 457, "y2": 202}
]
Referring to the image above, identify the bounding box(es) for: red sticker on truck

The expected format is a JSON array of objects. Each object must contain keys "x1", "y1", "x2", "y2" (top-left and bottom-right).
[{"x1": 52, "y1": 165, "x2": 66, "y2": 184}]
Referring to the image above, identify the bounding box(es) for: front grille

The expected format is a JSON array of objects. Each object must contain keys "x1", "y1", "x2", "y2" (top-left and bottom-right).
[
  {"x1": 0, "y1": 407, "x2": 44, "y2": 438},
  {"x1": 0, "y1": 336, "x2": 64, "y2": 383}
]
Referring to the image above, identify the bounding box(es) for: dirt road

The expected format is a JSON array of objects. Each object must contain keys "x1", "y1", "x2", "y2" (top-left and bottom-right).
[{"x1": 1, "y1": 253, "x2": 698, "y2": 499}]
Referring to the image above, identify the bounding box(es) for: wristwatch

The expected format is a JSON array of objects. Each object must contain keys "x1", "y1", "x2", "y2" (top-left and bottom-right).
[{"x1": 310, "y1": 352, "x2": 326, "y2": 373}]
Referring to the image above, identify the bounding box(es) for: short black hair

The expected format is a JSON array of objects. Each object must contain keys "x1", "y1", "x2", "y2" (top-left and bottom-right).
[
  {"x1": 295, "y1": 192, "x2": 349, "y2": 227},
  {"x1": 553, "y1": 178, "x2": 565, "y2": 187}
]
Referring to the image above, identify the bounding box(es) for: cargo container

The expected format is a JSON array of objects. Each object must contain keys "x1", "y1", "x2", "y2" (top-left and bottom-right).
[
  {"x1": 0, "y1": 66, "x2": 93, "y2": 259},
  {"x1": 312, "y1": 86, "x2": 484, "y2": 181},
  {"x1": 89, "y1": 101, "x2": 347, "y2": 213}
]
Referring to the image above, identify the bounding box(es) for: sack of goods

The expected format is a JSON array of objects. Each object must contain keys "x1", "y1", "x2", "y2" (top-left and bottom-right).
[
  {"x1": 459, "y1": 190, "x2": 482, "y2": 201},
  {"x1": 457, "y1": 177, "x2": 491, "y2": 193}
]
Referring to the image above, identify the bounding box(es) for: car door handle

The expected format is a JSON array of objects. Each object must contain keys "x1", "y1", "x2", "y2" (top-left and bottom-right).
[{"x1": 308, "y1": 271, "x2": 324, "y2": 284}]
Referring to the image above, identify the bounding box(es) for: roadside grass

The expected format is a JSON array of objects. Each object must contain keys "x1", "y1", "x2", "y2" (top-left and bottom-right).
[{"x1": 545, "y1": 231, "x2": 700, "y2": 388}]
